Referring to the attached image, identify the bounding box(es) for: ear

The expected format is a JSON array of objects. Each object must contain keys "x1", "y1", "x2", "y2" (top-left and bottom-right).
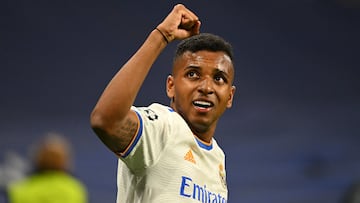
[
  {"x1": 226, "y1": 85, "x2": 236, "y2": 108},
  {"x1": 166, "y1": 75, "x2": 175, "y2": 98}
]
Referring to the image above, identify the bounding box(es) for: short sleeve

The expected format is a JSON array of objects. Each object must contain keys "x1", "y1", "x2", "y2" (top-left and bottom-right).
[{"x1": 119, "y1": 103, "x2": 175, "y2": 174}]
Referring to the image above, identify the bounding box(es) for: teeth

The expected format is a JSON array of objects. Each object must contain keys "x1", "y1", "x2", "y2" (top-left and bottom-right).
[{"x1": 194, "y1": 101, "x2": 212, "y2": 108}]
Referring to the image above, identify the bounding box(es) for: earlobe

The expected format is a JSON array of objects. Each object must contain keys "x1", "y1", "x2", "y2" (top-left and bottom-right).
[
  {"x1": 166, "y1": 75, "x2": 175, "y2": 98},
  {"x1": 226, "y1": 86, "x2": 236, "y2": 108}
]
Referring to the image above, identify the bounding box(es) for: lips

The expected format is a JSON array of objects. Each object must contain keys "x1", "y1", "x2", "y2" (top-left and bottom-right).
[{"x1": 193, "y1": 100, "x2": 214, "y2": 108}]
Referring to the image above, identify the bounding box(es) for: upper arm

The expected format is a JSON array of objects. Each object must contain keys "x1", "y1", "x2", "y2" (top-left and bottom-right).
[{"x1": 91, "y1": 110, "x2": 139, "y2": 154}]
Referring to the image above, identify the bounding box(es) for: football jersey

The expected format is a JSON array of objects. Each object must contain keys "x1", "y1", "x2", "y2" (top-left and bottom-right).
[{"x1": 116, "y1": 103, "x2": 228, "y2": 203}]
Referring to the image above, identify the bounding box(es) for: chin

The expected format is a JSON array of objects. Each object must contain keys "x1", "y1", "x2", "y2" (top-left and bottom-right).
[{"x1": 189, "y1": 119, "x2": 212, "y2": 132}]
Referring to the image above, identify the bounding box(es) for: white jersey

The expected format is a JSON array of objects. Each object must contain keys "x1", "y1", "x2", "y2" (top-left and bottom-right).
[{"x1": 116, "y1": 103, "x2": 228, "y2": 203}]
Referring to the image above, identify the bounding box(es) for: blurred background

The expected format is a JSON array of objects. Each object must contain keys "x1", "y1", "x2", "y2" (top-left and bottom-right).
[{"x1": 1, "y1": 0, "x2": 359, "y2": 202}]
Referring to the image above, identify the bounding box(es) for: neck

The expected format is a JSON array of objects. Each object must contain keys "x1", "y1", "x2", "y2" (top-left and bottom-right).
[{"x1": 190, "y1": 124, "x2": 216, "y2": 143}]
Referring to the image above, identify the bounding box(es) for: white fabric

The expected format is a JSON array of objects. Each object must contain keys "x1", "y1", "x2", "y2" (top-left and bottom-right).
[{"x1": 116, "y1": 103, "x2": 228, "y2": 203}]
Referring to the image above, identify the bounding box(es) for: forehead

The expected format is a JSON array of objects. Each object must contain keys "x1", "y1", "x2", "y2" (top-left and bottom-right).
[{"x1": 173, "y1": 50, "x2": 234, "y2": 76}]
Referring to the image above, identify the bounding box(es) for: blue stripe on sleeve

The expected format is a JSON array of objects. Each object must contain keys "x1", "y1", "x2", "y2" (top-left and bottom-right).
[{"x1": 121, "y1": 111, "x2": 143, "y2": 158}]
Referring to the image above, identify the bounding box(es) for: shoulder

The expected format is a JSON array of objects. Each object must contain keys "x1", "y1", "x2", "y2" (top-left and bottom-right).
[
  {"x1": 211, "y1": 138, "x2": 226, "y2": 158},
  {"x1": 132, "y1": 103, "x2": 178, "y2": 121},
  {"x1": 144, "y1": 103, "x2": 174, "y2": 114}
]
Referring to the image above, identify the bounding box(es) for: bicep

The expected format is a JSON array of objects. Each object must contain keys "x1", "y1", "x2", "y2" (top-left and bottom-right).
[{"x1": 94, "y1": 110, "x2": 139, "y2": 154}]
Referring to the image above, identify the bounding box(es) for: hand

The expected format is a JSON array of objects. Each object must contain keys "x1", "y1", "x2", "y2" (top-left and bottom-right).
[{"x1": 156, "y1": 4, "x2": 201, "y2": 43}]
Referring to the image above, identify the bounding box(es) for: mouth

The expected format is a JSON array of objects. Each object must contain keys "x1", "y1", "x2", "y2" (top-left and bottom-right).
[{"x1": 193, "y1": 100, "x2": 214, "y2": 109}]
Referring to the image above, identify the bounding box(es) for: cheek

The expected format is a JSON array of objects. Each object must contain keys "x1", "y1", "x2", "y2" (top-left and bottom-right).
[
  {"x1": 174, "y1": 85, "x2": 194, "y2": 104},
  {"x1": 174, "y1": 88, "x2": 187, "y2": 99},
  {"x1": 219, "y1": 89, "x2": 233, "y2": 105},
  {"x1": 175, "y1": 81, "x2": 192, "y2": 95}
]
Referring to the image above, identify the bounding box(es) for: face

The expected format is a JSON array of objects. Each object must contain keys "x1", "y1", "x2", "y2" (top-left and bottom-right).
[{"x1": 167, "y1": 50, "x2": 236, "y2": 135}]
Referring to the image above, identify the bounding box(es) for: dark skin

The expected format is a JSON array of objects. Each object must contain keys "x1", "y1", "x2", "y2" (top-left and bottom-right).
[
  {"x1": 167, "y1": 50, "x2": 235, "y2": 142},
  {"x1": 90, "y1": 4, "x2": 234, "y2": 154}
]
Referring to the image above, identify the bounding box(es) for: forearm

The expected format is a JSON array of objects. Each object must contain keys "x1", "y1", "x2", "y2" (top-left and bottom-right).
[
  {"x1": 91, "y1": 29, "x2": 167, "y2": 124},
  {"x1": 90, "y1": 4, "x2": 200, "y2": 152}
]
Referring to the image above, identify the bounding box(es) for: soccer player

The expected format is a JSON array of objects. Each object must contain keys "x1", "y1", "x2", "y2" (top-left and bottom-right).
[{"x1": 90, "y1": 4, "x2": 236, "y2": 203}]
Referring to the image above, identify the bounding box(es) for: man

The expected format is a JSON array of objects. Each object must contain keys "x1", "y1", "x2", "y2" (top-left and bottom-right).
[
  {"x1": 7, "y1": 133, "x2": 88, "y2": 203},
  {"x1": 90, "y1": 4, "x2": 235, "y2": 203}
]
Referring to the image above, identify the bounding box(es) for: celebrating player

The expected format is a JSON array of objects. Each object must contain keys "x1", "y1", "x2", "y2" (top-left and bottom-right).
[{"x1": 90, "y1": 4, "x2": 235, "y2": 202}]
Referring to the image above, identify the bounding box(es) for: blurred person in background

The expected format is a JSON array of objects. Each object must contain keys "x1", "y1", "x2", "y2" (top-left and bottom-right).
[
  {"x1": 6, "y1": 132, "x2": 88, "y2": 203},
  {"x1": 342, "y1": 181, "x2": 360, "y2": 203},
  {"x1": 0, "y1": 151, "x2": 30, "y2": 202}
]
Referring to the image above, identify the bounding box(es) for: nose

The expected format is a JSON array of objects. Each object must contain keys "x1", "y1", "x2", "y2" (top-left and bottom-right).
[{"x1": 198, "y1": 77, "x2": 214, "y2": 95}]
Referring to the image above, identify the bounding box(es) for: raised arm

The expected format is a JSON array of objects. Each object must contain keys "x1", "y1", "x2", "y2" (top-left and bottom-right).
[{"x1": 90, "y1": 4, "x2": 201, "y2": 154}]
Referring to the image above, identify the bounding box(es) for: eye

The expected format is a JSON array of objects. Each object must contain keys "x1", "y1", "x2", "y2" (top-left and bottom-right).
[
  {"x1": 214, "y1": 74, "x2": 227, "y2": 84},
  {"x1": 186, "y1": 70, "x2": 200, "y2": 79}
]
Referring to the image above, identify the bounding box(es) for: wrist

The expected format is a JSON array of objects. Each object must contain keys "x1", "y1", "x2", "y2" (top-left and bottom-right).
[{"x1": 155, "y1": 28, "x2": 169, "y2": 44}]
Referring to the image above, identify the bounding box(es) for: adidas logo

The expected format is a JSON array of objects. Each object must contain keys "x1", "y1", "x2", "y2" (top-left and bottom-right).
[{"x1": 184, "y1": 149, "x2": 196, "y2": 164}]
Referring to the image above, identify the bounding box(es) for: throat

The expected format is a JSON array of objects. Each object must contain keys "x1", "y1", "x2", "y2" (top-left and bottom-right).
[{"x1": 189, "y1": 125, "x2": 214, "y2": 143}]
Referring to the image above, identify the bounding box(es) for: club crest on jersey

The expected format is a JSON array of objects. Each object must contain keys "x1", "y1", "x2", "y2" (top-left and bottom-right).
[
  {"x1": 219, "y1": 164, "x2": 227, "y2": 189},
  {"x1": 144, "y1": 109, "x2": 158, "y2": 121}
]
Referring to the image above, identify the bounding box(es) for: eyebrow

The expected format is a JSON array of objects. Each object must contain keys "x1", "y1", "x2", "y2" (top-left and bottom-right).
[
  {"x1": 185, "y1": 66, "x2": 231, "y2": 78},
  {"x1": 182, "y1": 65, "x2": 201, "y2": 73}
]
